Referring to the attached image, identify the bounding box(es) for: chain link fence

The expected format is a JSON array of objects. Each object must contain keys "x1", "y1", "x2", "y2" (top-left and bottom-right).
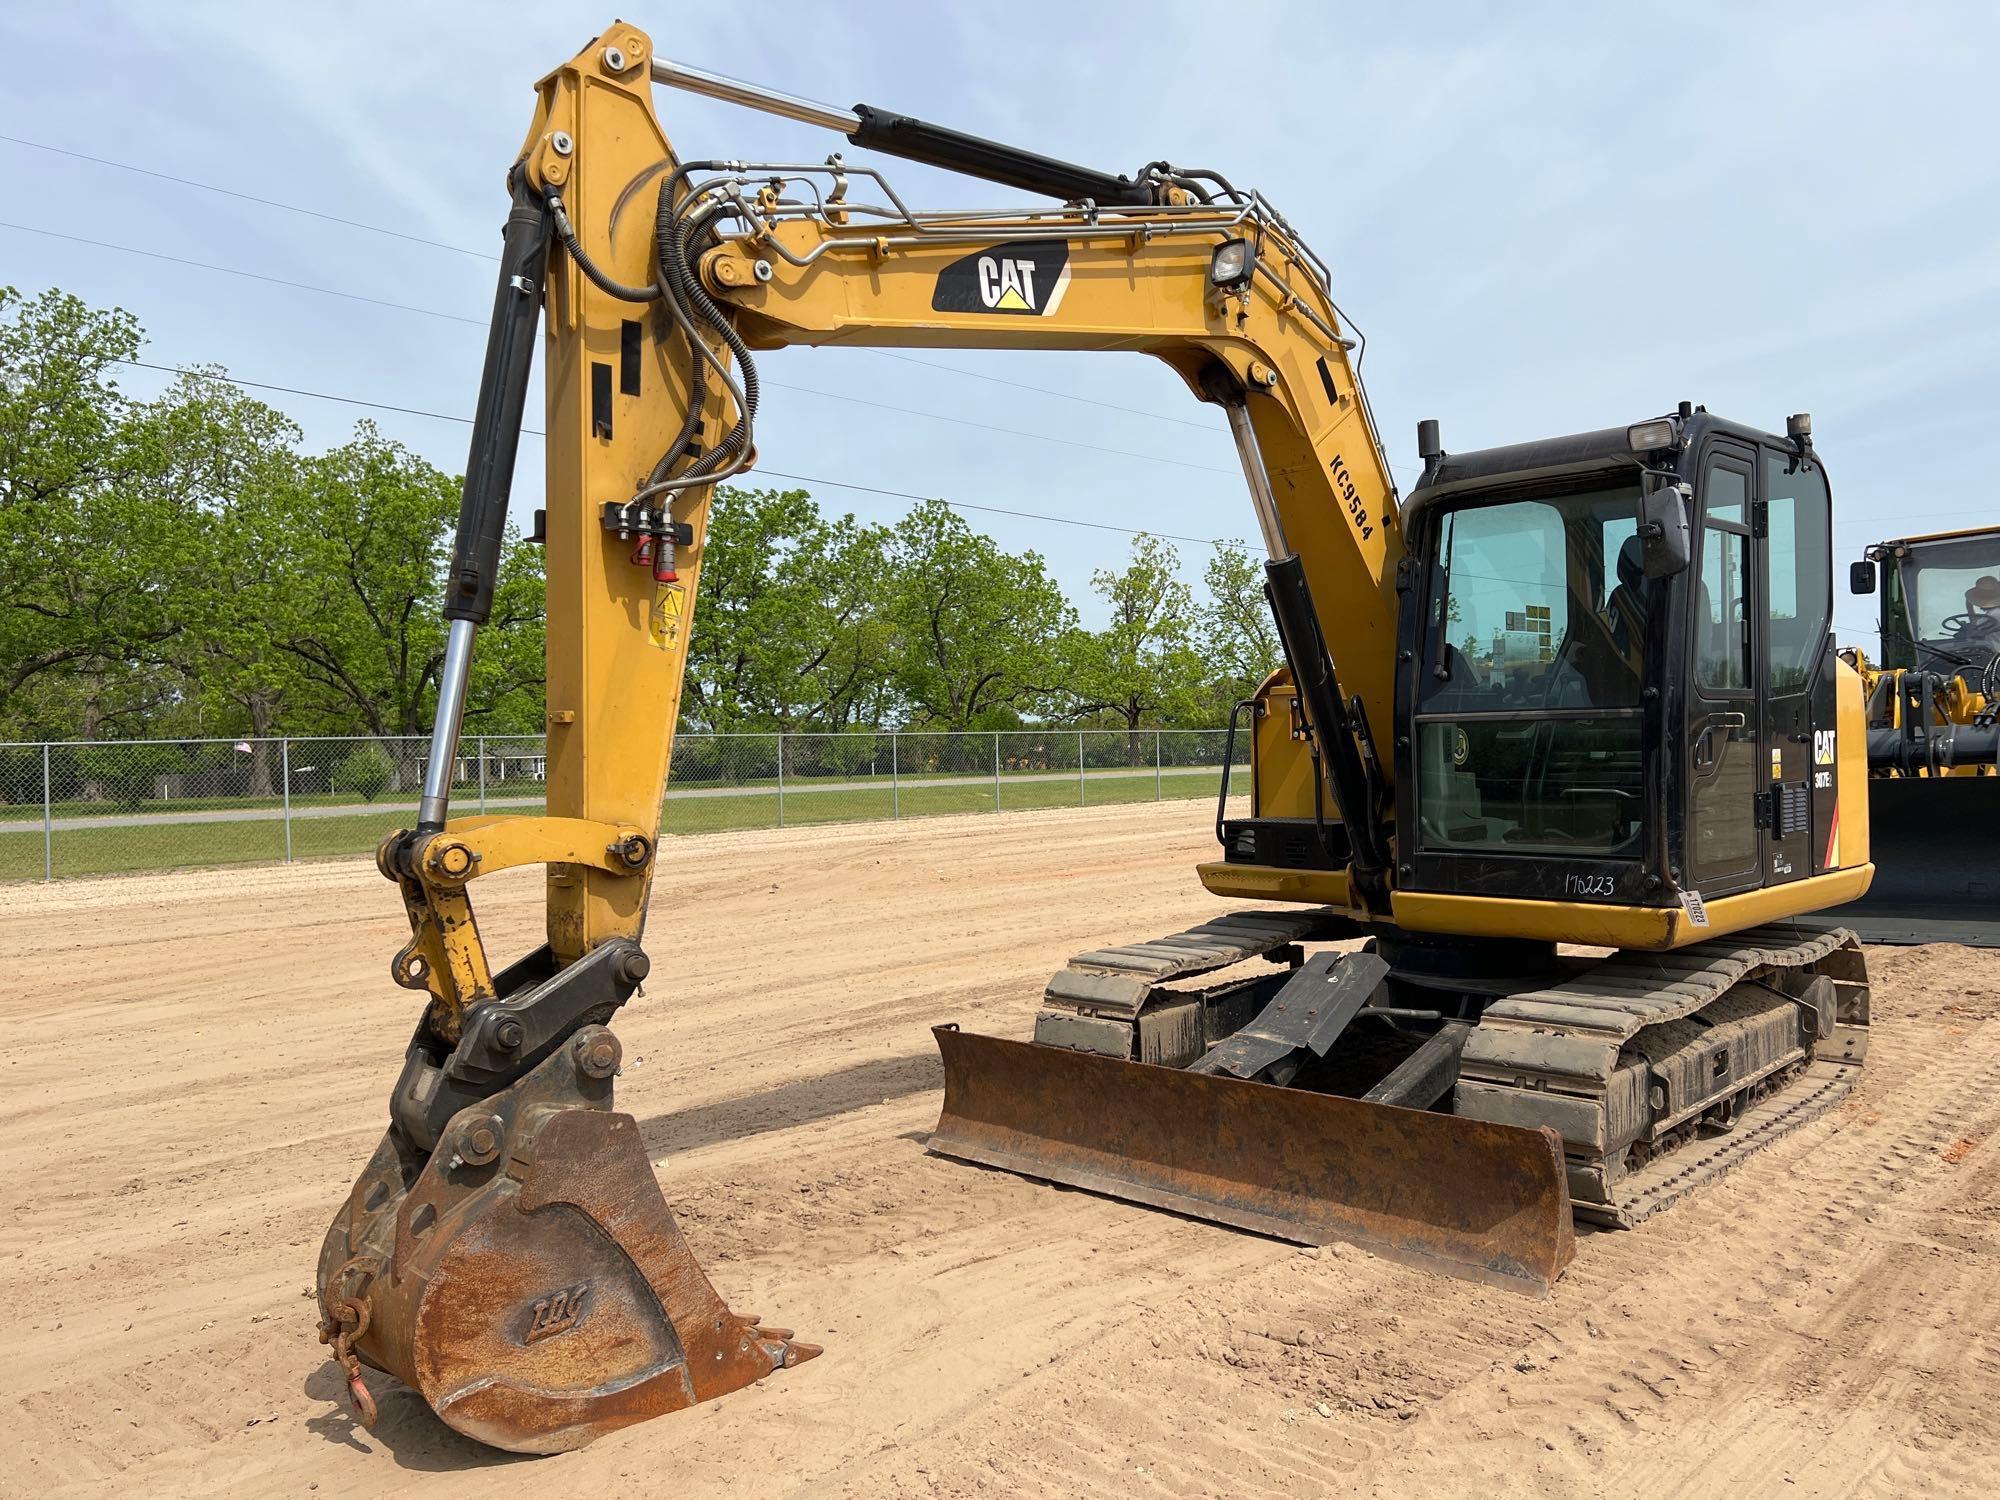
[{"x1": 0, "y1": 729, "x2": 1247, "y2": 881}]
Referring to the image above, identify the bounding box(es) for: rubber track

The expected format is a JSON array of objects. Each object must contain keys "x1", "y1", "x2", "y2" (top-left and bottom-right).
[
  {"x1": 1476, "y1": 924, "x2": 1851, "y2": 1042},
  {"x1": 1465, "y1": 924, "x2": 1868, "y2": 1228}
]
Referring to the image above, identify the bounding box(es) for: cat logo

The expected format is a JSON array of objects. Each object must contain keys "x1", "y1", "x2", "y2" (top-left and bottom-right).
[
  {"x1": 932, "y1": 239, "x2": 1071, "y2": 316},
  {"x1": 1812, "y1": 728, "x2": 1837, "y2": 766}
]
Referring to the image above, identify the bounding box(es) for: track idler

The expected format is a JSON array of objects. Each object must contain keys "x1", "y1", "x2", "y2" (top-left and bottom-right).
[{"x1": 316, "y1": 945, "x2": 817, "y2": 1454}]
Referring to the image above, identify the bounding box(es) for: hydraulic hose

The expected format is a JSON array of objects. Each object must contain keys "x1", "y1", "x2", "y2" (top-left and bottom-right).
[
  {"x1": 624, "y1": 181, "x2": 759, "y2": 498},
  {"x1": 539, "y1": 165, "x2": 758, "y2": 500},
  {"x1": 644, "y1": 178, "x2": 710, "y2": 487},
  {"x1": 660, "y1": 192, "x2": 759, "y2": 478},
  {"x1": 546, "y1": 193, "x2": 660, "y2": 303}
]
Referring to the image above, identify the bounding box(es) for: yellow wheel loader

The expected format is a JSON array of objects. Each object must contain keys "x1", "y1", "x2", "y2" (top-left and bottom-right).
[
  {"x1": 1819, "y1": 526, "x2": 1999, "y2": 944},
  {"x1": 316, "y1": 22, "x2": 1876, "y2": 1454}
]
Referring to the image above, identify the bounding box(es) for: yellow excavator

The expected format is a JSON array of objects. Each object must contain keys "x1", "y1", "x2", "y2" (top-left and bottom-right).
[
  {"x1": 1820, "y1": 524, "x2": 1999, "y2": 944},
  {"x1": 316, "y1": 22, "x2": 1877, "y2": 1454}
]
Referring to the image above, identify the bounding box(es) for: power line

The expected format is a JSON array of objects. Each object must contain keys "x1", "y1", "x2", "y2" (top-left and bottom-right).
[
  {"x1": 4, "y1": 137, "x2": 1421, "y2": 475},
  {"x1": 13, "y1": 217, "x2": 1242, "y2": 477},
  {"x1": 113, "y1": 358, "x2": 1999, "y2": 558},
  {"x1": 0, "y1": 135, "x2": 1242, "y2": 438},
  {"x1": 0, "y1": 221, "x2": 486, "y2": 328},
  {"x1": 768, "y1": 379, "x2": 1238, "y2": 475},
  {"x1": 865, "y1": 350, "x2": 1214, "y2": 432},
  {"x1": 751, "y1": 469, "x2": 1237, "y2": 548},
  {"x1": 0, "y1": 132, "x2": 494, "y2": 261},
  {"x1": 122, "y1": 358, "x2": 487, "y2": 428},
  {"x1": 122, "y1": 358, "x2": 1246, "y2": 550},
  {"x1": 1836, "y1": 509, "x2": 1998, "y2": 532}
]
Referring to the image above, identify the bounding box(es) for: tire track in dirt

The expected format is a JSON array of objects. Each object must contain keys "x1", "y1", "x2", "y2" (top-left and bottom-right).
[
  {"x1": 2, "y1": 803, "x2": 1251, "y2": 1498},
  {"x1": 4, "y1": 806, "x2": 1994, "y2": 1498},
  {"x1": 816, "y1": 949, "x2": 2000, "y2": 1500}
]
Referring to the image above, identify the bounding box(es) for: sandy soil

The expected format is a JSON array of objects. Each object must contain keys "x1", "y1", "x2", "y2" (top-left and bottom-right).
[{"x1": 3, "y1": 800, "x2": 1995, "y2": 1498}]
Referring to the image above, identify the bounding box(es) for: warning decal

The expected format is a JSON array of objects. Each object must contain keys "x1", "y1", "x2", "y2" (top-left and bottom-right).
[{"x1": 649, "y1": 583, "x2": 687, "y2": 651}]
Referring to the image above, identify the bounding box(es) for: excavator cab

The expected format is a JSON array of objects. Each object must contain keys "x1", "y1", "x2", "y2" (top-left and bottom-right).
[{"x1": 1215, "y1": 406, "x2": 1865, "y2": 931}]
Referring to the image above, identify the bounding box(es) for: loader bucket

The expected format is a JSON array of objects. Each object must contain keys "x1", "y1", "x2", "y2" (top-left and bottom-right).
[
  {"x1": 1821, "y1": 776, "x2": 2000, "y2": 947},
  {"x1": 928, "y1": 1025, "x2": 1574, "y2": 1296},
  {"x1": 316, "y1": 1024, "x2": 818, "y2": 1454}
]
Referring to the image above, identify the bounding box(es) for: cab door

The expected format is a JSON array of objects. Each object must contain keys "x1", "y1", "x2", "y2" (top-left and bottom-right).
[
  {"x1": 1683, "y1": 447, "x2": 1763, "y2": 896},
  {"x1": 1758, "y1": 446, "x2": 1833, "y2": 884}
]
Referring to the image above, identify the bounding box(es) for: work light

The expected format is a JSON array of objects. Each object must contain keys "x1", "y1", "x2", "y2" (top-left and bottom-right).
[
  {"x1": 1209, "y1": 238, "x2": 1256, "y2": 291},
  {"x1": 1626, "y1": 418, "x2": 1676, "y2": 452}
]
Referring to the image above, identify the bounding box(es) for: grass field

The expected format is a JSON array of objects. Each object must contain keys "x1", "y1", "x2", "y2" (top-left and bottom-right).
[{"x1": 0, "y1": 766, "x2": 1231, "y2": 880}]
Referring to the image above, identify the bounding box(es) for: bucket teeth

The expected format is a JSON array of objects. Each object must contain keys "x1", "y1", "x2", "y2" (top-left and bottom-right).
[{"x1": 316, "y1": 1024, "x2": 816, "y2": 1454}]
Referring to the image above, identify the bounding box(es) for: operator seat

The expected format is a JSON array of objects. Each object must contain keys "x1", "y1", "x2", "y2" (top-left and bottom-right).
[{"x1": 1605, "y1": 534, "x2": 1651, "y2": 667}]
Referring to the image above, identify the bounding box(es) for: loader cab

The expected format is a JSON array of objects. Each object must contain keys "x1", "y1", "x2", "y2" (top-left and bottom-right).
[
  {"x1": 1861, "y1": 527, "x2": 2000, "y2": 676},
  {"x1": 1392, "y1": 408, "x2": 1837, "y2": 912}
]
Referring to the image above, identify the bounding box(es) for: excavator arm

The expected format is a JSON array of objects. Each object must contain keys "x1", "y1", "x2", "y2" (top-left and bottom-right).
[{"x1": 314, "y1": 21, "x2": 1569, "y2": 1455}]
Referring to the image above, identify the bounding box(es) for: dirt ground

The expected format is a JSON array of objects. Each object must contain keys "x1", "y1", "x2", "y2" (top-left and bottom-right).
[{"x1": 3, "y1": 799, "x2": 1996, "y2": 1498}]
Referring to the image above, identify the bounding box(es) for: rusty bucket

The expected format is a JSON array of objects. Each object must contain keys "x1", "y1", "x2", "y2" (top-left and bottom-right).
[{"x1": 316, "y1": 1025, "x2": 818, "y2": 1454}]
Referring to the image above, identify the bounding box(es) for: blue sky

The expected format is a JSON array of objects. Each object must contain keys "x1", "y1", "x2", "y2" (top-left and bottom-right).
[{"x1": 3, "y1": 2, "x2": 1995, "y2": 642}]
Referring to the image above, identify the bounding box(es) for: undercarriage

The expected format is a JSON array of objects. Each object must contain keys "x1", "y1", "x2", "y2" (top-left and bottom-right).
[{"x1": 929, "y1": 911, "x2": 1871, "y2": 1288}]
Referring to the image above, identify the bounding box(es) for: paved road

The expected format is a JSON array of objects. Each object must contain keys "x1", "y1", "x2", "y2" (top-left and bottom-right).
[{"x1": 0, "y1": 763, "x2": 1229, "y2": 834}]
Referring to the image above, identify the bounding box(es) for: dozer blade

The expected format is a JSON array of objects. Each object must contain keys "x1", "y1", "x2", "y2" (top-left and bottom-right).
[
  {"x1": 1820, "y1": 777, "x2": 2000, "y2": 947},
  {"x1": 928, "y1": 1024, "x2": 1574, "y2": 1296},
  {"x1": 316, "y1": 1024, "x2": 818, "y2": 1454}
]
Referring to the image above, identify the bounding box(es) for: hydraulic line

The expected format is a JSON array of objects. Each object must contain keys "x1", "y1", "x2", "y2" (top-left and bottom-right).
[
  {"x1": 653, "y1": 186, "x2": 758, "y2": 486},
  {"x1": 546, "y1": 193, "x2": 659, "y2": 303},
  {"x1": 540, "y1": 168, "x2": 761, "y2": 500}
]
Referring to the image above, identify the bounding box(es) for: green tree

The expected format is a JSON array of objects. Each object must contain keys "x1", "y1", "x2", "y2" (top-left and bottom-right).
[
  {"x1": 0, "y1": 286, "x2": 177, "y2": 737},
  {"x1": 331, "y1": 743, "x2": 393, "y2": 801},
  {"x1": 1061, "y1": 533, "x2": 1206, "y2": 758},
  {"x1": 74, "y1": 742, "x2": 183, "y2": 809},
  {"x1": 885, "y1": 499, "x2": 1072, "y2": 730},
  {"x1": 463, "y1": 527, "x2": 546, "y2": 735},
  {"x1": 1198, "y1": 540, "x2": 1283, "y2": 717},
  {"x1": 680, "y1": 490, "x2": 884, "y2": 732},
  {"x1": 681, "y1": 487, "x2": 897, "y2": 732},
  {"x1": 124, "y1": 368, "x2": 308, "y2": 790},
  {"x1": 270, "y1": 424, "x2": 458, "y2": 745}
]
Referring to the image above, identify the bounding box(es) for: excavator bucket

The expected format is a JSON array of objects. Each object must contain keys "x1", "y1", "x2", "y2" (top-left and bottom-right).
[
  {"x1": 1822, "y1": 777, "x2": 2000, "y2": 947},
  {"x1": 929, "y1": 1025, "x2": 1575, "y2": 1296},
  {"x1": 316, "y1": 1025, "x2": 817, "y2": 1454}
]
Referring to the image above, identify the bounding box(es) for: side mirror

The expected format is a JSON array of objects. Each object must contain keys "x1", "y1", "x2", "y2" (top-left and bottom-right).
[
  {"x1": 1637, "y1": 482, "x2": 1691, "y2": 579},
  {"x1": 1849, "y1": 558, "x2": 1877, "y2": 595}
]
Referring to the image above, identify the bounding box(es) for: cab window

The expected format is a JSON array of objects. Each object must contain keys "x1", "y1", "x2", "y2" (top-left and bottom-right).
[
  {"x1": 1415, "y1": 481, "x2": 1648, "y2": 857},
  {"x1": 1420, "y1": 483, "x2": 1648, "y2": 714},
  {"x1": 1762, "y1": 451, "x2": 1831, "y2": 692},
  {"x1": 1696, "y1": 467, "x2": 1751, "y2": 692}
]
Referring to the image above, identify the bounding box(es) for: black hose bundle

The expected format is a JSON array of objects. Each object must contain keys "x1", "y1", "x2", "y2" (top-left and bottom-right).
[{"x1": 542, "y1": 166, "x2": 761, "y2": 500}]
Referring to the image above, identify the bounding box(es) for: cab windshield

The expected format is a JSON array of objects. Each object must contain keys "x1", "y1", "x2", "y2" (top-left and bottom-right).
[
  {"x1": 1888, "y1": 533, "x2": 2000, "y2": 668},
  {"x1": 1415, "y1": 480, "x2": 1649, "y2": 857}
]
